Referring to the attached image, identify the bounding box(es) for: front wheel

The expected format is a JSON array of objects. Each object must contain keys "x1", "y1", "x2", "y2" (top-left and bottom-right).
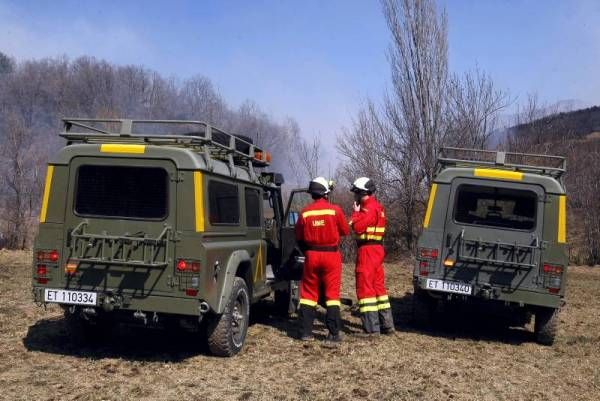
[
  {"x1": 206, "y1": 277, "x2": 250, "y2": 357},
  {"x1": 534, "y1": 307, "x2": 559, "y2": 345}
]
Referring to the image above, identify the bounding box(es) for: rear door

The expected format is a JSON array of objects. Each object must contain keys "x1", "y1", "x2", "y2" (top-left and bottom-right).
[
  {"x1": 62, "y1": 157, "x2": 177, "y2": 296},
  {"x1": 442, "y1": 178, "x2": 544, "y2": 291}
]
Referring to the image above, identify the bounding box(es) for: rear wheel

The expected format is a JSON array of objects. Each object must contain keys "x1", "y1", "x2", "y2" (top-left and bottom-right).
[
  {"x1": 412, "y1": 289, "x2": 435, "y2": 328},
  {"x1": 206, "y1": 277, "x2": 250, "y2": 357},
  {"x1": 534, "y1": 307, "x2": 559, "y2": 345}
]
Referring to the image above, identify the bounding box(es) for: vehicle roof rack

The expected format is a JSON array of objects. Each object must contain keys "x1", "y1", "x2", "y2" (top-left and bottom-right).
[
  {"x1": 60, "y1": 118, "x2": 272, "y2": 177},
  {"x1": 437, "y1": 147, "x2": 566, "y2": 180}
]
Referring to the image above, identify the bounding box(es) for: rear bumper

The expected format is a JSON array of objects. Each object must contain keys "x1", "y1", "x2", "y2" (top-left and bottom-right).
[
  {"x1": 414, "y1": 277, "x2": 563, "y2": 308},
  {"x1": 32, "y1": 286, "x2": 204, "y2": 317}
]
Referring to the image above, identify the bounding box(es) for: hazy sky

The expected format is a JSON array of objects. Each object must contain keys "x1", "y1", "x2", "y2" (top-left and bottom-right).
[{"x1": 1, "y1": 0, "x2": 599, "y2": 154}]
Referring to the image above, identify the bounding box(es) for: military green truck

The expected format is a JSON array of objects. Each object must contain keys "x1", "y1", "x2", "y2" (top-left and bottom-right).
[
  {"x1": 413, "y1": 147, "x2": 568, "y2": 345},
  {"x1": 32, "y1": 118, "x2": 304, "y2": 356}
]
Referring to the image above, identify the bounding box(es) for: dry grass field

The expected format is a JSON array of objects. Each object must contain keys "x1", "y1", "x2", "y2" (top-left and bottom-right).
[{"x1": 1, "y1": 250, "x2": 599, "y2": 401}]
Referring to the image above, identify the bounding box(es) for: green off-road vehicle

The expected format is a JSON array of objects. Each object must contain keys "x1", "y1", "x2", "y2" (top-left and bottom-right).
[
  {"x1": 32, "y1": 119, "x2": 304, "y2": 356},
  {"x1": 413, "y1": 147, "x2": 568, "y2": 345}
]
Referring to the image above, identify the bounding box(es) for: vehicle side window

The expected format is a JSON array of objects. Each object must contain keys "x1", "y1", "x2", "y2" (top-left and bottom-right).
[
  {"x1": 454, "y1": 184, "x2": 537, "y2": 231},
  {"x1": 245, "y1": 188, "x2": 261, "y2": 227},
  {"x1": 208, "y1": 180, "x2": 239, "y2": 225}
]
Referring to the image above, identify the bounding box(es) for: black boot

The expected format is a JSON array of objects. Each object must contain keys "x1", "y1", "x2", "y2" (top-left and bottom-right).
[
  {"x1": 325, "y1": 305, "x2": 342, "y2": 338},
  {"x1": 360, "y1": 310, "x2": 381, "y2": 334},
  {"x1": 298, "y1": 304, "x2": 316, "y2": 340},
  {"x1": 379, "y1": 308, "x2": 395, "y2": 334}
]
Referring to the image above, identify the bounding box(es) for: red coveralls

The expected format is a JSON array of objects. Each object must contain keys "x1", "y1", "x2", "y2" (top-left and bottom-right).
[
  {"x1": 350, "y1": 196, "x2": 394, "y2": 333},
  {"x1": 295, "y1": 198, "x2": 349, "y2": 338}
]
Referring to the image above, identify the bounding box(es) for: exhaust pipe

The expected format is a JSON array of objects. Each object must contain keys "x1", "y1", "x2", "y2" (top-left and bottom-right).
[
  {"x1": 199, "y1": 301, "x2": 210, "y2": 314},
  {"x1": 198, "y1": 301, "x2": 211, "y2": 323}
]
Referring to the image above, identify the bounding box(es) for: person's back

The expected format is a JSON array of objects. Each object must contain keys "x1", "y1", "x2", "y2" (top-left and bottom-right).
[{"x1": 295, "y1": 177, "x2": 349, "y2": 344}]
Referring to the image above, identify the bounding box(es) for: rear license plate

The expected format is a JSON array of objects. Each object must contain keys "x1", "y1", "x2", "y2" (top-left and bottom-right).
[
  {"x1": 44, "y1": 289, "x2": 97, "y2": 306},
  {"x1": 425, "y1": 279, "x2": 472, "y2": 295}
]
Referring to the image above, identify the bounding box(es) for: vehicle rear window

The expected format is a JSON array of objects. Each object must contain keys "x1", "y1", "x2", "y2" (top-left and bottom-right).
[
  {"x1": 75, "y1": 165, "x2": 168, "y2": 219},
  {"x1": 454, "y1": 184, "x2": 537, "y2": 231},
  {"x1": 245, "y1": 188, "x2": 261, "y2": 227},
  {"x1": 209, "y1": 181, "x2": 240, "y2": 225}
]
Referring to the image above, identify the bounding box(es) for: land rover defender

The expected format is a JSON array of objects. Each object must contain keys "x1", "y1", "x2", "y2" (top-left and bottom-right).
[
  {"x1": 413, "y1": 147, "x2": 568, "y2": 345},
  {"x1": 32, "y1": 119, "x2": 303, "y2": 356}
]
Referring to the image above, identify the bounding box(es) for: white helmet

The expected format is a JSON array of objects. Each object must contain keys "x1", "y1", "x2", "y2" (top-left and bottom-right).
[
  {"x1": 351, "y1": 177, "x2": 376, "y2": 194},
  {"x1": 308, "y1": 176, "x2": 331, "y2": 196}
]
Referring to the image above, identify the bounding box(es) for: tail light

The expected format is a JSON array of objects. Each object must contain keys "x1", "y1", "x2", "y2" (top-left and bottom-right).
[
  {"x1": 37, "y1": 250, "x2": 59, "y2": 263},
  {"x1": 543, "y1": 264, "x2": 563, "y2": 275},
  {"x1": 36, "y1": 264, "x2": 48, "y2": 284},
  {"x1": 185, "y1": 288, "x2": 198, "y2": 297},
  {"x1": 176, "y1": 259, "x2": 201, "y2": 273},
  {"x1": 419, "y1": 261, "x2": 429, "y2": 277},
  {"x1": 542, "y1": 263, "x2": 564, "y2": 294},
  {"x1": 36, "y1": 265, "x2": 48, "y2": 276},
  {"x1": 418, "y1": 248, "x2": 439, "y2": 260}
]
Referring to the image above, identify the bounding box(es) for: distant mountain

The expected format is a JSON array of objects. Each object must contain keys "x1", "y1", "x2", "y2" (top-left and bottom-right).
[{"x1": 511, "y1": 105, "x2": 600, "y2": 141}]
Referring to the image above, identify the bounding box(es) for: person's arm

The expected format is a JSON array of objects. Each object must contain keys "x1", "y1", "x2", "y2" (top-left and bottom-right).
[
  {"x1": 350, "y1": 207, "x2": 376, "y2": 234},
  {"x1": 335, "y1": 206, "x2": 350, "y2": 236}
]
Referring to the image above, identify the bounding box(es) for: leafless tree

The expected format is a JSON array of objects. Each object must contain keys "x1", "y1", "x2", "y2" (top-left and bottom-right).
[{"x1": 338, "y1": 0, "x2": 509, "y2": 251}]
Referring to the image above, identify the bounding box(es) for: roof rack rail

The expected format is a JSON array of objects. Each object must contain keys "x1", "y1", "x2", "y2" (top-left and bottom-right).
[
  {"x1": 437, "y1": 147, "x2": 566, "y2": 180},
  {"x1": 60, "y1": 118, "x2": 272, "y2": 174}
]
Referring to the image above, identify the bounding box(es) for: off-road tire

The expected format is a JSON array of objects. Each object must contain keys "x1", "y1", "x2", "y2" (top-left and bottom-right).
[
  {"x1": 207, "y1": 277, "x2": 250, "y2": 357},
  {"x1": 412, "y1": 290, "x2": 434, "y2": 328},
  {"x1": 535, "y1": 307, "x2": 559, "y2": 345},
  {"x1": 274, "y1": 280, "x2": 299, "y2": 316}
]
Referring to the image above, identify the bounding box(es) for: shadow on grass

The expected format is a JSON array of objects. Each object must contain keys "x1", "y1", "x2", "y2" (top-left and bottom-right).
[
  {"x1": 390, "y1": 292, "x2": 535, "y2": 345},
  {"x1": 23, "y1": 316, "x2": 209, "y2": 362}
]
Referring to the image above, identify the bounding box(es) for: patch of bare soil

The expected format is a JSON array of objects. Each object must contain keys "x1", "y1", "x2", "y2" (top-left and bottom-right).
[{"x1": 1, "y1": 250, "x2": 599, "y2": 401}]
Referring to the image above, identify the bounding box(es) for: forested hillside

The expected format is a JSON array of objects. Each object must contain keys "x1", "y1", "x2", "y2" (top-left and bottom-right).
[{"x1": 0, "y1": 51, "x2": 302, "y2": 249}]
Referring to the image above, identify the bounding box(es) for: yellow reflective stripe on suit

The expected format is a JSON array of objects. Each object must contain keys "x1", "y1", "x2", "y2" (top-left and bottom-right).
[
  {"x1": 302, "y1": 209, "x2": 336, "y2": 218},
  {"x1": 358, "y1": 297, "x2": 378, "y2": 305},
  {"x1": 358, "y1": 234, "x2": 383, "y2": 240},
  {"x1": 299, "y1": 298, "x2": 318, "y2": 307},
  {"x1": 326, "y1": 300, "x2": 341, "y2": 307},
  {"x1": 359, "y1": 305, "x2": 379, "y2": 313},
  {"x1": 365, "y1": 227, "x2": 385, "y2": 233}
]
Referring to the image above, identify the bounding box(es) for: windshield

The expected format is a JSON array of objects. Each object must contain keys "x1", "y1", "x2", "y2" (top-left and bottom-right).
[{"x1": 453, "y1": 184, "x2": 538, "y2": 231}]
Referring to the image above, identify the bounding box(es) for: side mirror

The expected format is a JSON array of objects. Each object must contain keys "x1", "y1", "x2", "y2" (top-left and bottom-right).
[
  {"x1": 273, "y1": 173, "x2": 284, "y2": 186},
  {"x1": 287, "y1": 211, "x2": 299, "y2": 226}
]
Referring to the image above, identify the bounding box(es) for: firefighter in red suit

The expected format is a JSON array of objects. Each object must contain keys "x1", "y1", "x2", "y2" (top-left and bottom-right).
[
  {"x1": 350, "y1": 177, "x2": 395, "y2": 336},
  {"x1": 296, "y1": 177, "x2": 350, "y2": 343}
]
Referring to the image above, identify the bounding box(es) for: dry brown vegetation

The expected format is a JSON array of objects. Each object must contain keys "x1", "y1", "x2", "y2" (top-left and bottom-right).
[{"x1": 1, "y1": 250, "x2": 599, "y2": 401}]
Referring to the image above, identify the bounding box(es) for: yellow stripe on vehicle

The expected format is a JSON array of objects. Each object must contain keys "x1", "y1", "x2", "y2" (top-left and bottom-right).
[
  {"x1": 473, "y1": 168, "x2": 523, "y2": 181},
  {"x1": 326, "y1": 300, "x2": 341, "y2": 307},
  {"x1": 100, "y1": 143, "x2": 146, "y2": 154},
  {"x1": 39, "y1": 165, "x2": 54, "y2": 223},
  {"x1": 558, "y1": 195, "x2": 567, "y2": 243},
  {"x1": 358, "y1": 297, "x2": 378, "y2": 305},
  {"x1": 194, "y1": 171, "x2": 205, "y2": 232},
  {"x1": 299, "y1": 298, "x2": 318, "y2": 307},
  {"x1": 359, "y1": 305, "x2": 379, "y2": 313},
  {"x1": 423, "y1": 183, "x2": 437, "y2": 229},
  {"x1": 302, "y1": 209, "x2": 336, "y2": 218}
]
